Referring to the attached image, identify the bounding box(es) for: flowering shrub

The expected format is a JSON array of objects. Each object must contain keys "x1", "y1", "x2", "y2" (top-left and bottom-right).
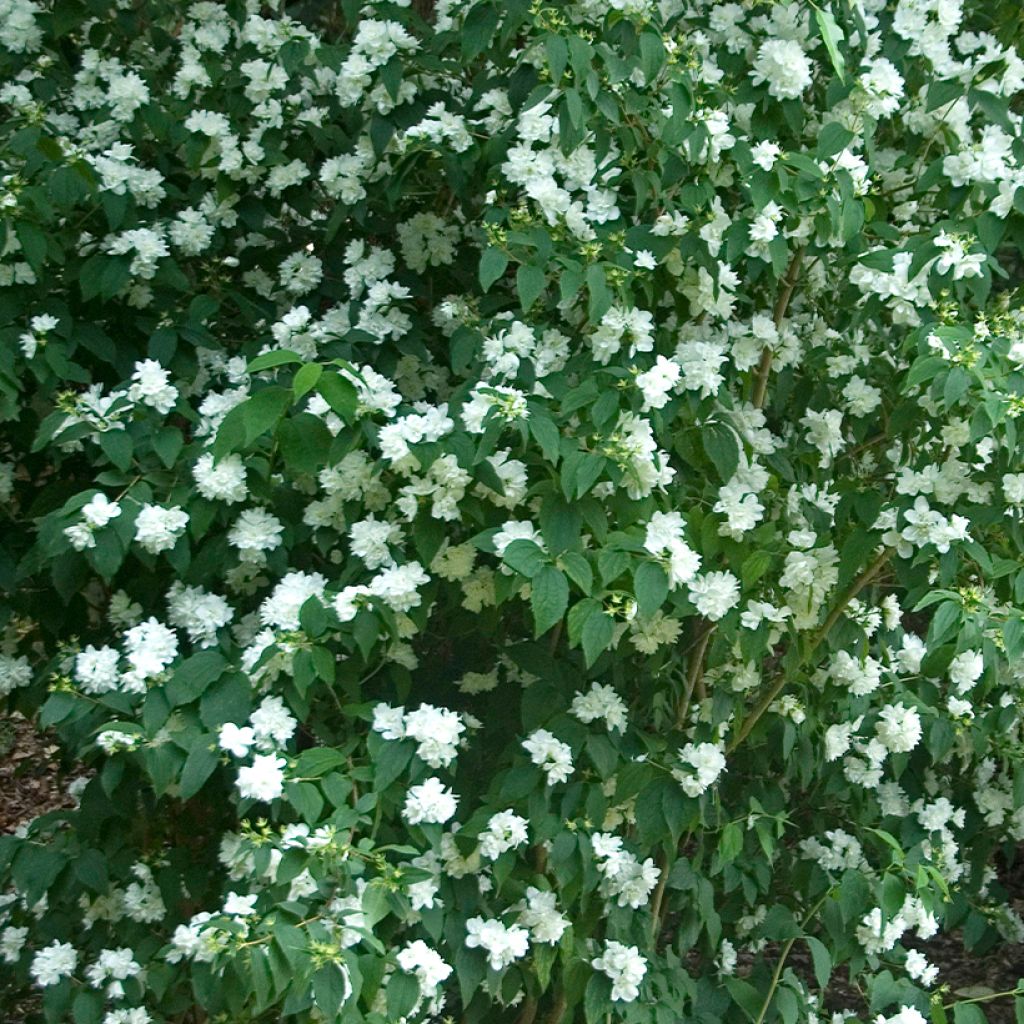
[{"x1": 3, "y1": 0, "x2": 1024, "y2": 1022}]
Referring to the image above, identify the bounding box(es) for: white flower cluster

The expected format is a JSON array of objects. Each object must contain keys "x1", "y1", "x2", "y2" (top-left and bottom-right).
[
  {"x1": 591, "y1": 833, "x2": 660, "y2": 909},
  {"x1": 672, "y1": 742, "x2": 727, "y2": 797},
  {"x1": 371, "y1": 702, "x2": 466, "y2": 768}
]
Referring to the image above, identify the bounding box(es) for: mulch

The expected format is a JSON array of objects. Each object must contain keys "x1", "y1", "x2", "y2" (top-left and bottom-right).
[{"x1": 0, "y1": 713, "x2": 77, "y2": 834}]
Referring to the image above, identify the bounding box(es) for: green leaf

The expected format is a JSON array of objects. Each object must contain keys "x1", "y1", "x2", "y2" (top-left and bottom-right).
[
  {"x1": 286, "y1": 781, "x2": 324, "y2": 823},
  {"x1": 725, "y1": 977, "x2": 763, "y2": 1022},
  {"x1": 544, "y1": 34, "x2": 568, "y2": 82},
  {"x1": 248, "y1": 349, "x2": 302, "y2": 372},
  {"x1": 461, "y1": 2, "x2": 499, "y2": 60},
  {"x1": 581, "y1": 609, "x2": 614, "y2": 667},
  {"x1": 318, "y1": 372, "x2": 358, "y2": 422},
  {"x1": 814, "y1": 4, "x2": 846, "y2": 83},
  {"x1": 584, "y1": 973, "x2": 610, "y2": 1024},
  {"x1": 568, "y1": 598, "x2": 602, "y2": 648},
  {"x1": 516, "y1": 264, "x2": 546, "y2": 311},
  {"x1": 152, "y1": 427, "x2": 184, "y2": 469},
  {"x1": 503, "y1": 538, "x2": 548, "y2": 578},
  {"x1": 213, "y1": 386, "x2": 292, "y2": 458},
  {"x1": 805, "y1": 935, "x2": 832, "y2": 990},
  {"x1": 529, "y1": 413, "x2": 561, "y2": 463},
  {"x1": 99, "y1": 430, "x2": 133, "y2": 472},
  {"x1": 953, "y1": 1006, "x2": 989, "y2": 1024},
  {"x1": 165, "y1": 651, "x2": 228, "y2": 707},
  {"x1": 703, "y1": 421, "x2": 740, "y2": 482},
  {"x1": 179, "y1": 737, "x2": 220, "y2": 800},
  {"x1": 293, "y1": 362, "x2": 323, "y2": 400},
  {"x1": 531, "y1": 565, "x2": 569, "y2": 637},
  {"x1": 634, "y1": 561, "x2": 668, "y2": 618},
  {"x1": 817, "y1": 121, "x2": 855, "y2": 159},
  {"x1": 586, "y1": 264, "x2": 611, "y2": 322},
  {"x1": 718, "y1": 821, "x2": 743, "y2": 864},
  {"x1": 479, "y1": 248, "x2": 508, "y2": 292},
  {"x1": 638, "y1": 31, "x2": 665, "y2": 83},
  {"x1": 313, "y1": 963, "x2": 351, "y2": 1019},
  {"x1": 929, "y1": 601, "x2": 961, "y2": 645},
  {"x1": 561, "y1": 552, "x2": 593, "y2": 594},
  {"x1": 278, "y1": 413, "x2": 333, "y2": 476}
]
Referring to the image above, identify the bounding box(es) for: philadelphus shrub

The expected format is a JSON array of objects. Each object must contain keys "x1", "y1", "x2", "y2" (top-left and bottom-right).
[{"x1": 5, "y1": 0, "x2": 1024, "y2": 1022}]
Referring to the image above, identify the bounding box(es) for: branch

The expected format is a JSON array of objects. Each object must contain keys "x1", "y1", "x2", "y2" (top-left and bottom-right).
[
  {"x1": 544, "y1": 988, "x2": 567, "y2": 1024},
  {"x1": 728, "y1": 548, "x2": 891, "y2": 752},
  {"x1": 752, "y1": 249, "x2": 805, "y2": 409},
  {"x1": 515, "y1": 996, "x2": 539, "y2": 1024},
  {"x1": 649, "y1": 847, "x2": 670, "y2": 945},
  {"x1": 675, "y1": 620, "x2": 713, "y2": 729}
]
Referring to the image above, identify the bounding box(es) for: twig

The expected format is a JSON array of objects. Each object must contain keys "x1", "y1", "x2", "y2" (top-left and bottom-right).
[
  {"x1": 649, "y1": 847, "x2": 670, "y2": 945},
  {"x1": 548, "y1": 620, "x2": 563, "y2": 655},
  {"x1": 752, "y1": 894, "x2": 830, "y2": 1024},
  {"x1": 728, "y1": 549, "x2": 891, "y2": 752},
  {"x1": 544, "y1": 988, "x2": 567, "y2": 1024},
  {"x1": 676, "y1": 620, "x2": 713, "y2": 729},
  {"x1": 752, "y1": 249, "x2": 804, "y2": 409},
  {"x1": 515, "y1": 995, "x2": 539, "y2": 1024}
]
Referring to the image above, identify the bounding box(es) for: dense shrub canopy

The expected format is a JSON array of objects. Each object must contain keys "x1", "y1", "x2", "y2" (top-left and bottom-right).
[{"x1": 3, "y1": 0, "x2": 1024, "y2": 1022}]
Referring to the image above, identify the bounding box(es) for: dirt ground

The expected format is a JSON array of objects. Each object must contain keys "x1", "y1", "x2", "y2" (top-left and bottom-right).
[{"x1": 1, "y1": 711, "x2": 1022, "y2": 1022}]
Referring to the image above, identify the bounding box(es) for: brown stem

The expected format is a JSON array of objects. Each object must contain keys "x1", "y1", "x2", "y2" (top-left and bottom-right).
[
  {"x1": 649, "y1": 847, "x2": 670, "y2": 946},
  {"x1": 516, "y1": 996, "x2": 540, "y2": 1024},
  {"x1": 532, "y1": 843, "x2": 548, "y2": 876},
  {"x1": 544, "y1": 989, "x2": 567, "y2": 1024},
  {"x1": 676, "y1": 620, "x2": 713, "y2": 729},
  {"x1": 752, "y1": 249, "x2": 805, "y2": 409},
  {"x1": 548, "y1": 620, "x2": 563, "y2": 655},
  {"x1": 728, "y1": 548, "x2": 891, "y2": 752},
  {"x1": 808, "y1": 548, "x2": 892, "y2": 656}
]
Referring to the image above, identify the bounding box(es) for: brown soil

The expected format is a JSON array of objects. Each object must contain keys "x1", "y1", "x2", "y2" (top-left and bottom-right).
[{"x1": 0, "y1": 713, "x2": 77, "y2": 834}]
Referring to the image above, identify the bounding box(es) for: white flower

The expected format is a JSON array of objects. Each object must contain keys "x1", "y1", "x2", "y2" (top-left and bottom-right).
[
  {"x1": 397, "y1": 940, "x2": 452, "y2": 992},
  {"x1": 368, "y1": 561, "x2": 429, "y2": 613},
  {"x1": 403, "y1": 777, "x2": 458, "y2": 825},
  {"x1": 632, "y1": 249, "x2": 657, "y2": 270},
  {"x1": 570, "y1": 683, "x2": 628, "y2": 731},
  {"x1": 516, "y1": 888, "x2": 568, "y2": 945},
  {"x1": 875, "y1": 703, "x2": 922, "y2": 754},
  {"x1": 223, "y1": 892, "x2": 258, "y2": 916},
  {"x1": 874, "y1": 1008, "x2": 927, "y2": 1024},
  {"x1": 404, "y1": 704, "x2": 465, "y2": 768},
  {"x1": 128, "y1": 359, "x2": 178, "y2": 414},
  {"x1": 82, "y1": 494, "x2": 121, "y2": 528},
  {"x1": 250, "y1": 695, "x2": 296, "y2": 749},
  {"x1": 134, "y1": 504, "x2": 189, "y2": 554},
  {"x1": 591, "y1": 940, "x2": 647, "y2": 1002},
  {"x1": 635, "y1": 355, "x2": 681, "y2": 411},
  {"x1": 30, "y1": 940, "x2": 78, "y2": 987},
  {"x1": 193, "y1": 453, "x2": 248, "y2": 503},
  {"x1": 218, "y1": 723, "x2": 255, "y2": 758},
  {"x1": 74, "y1": 645, "x2": 120, "y2": 694},
  {"x1": 673, "y1": 742, "x2": 727, "y2": 797},
  {"x1": 948, "y1": 650, "x2": 983, "y2": 694},
  {"x1": 687, "y1": 571, "x2": 740, "y2": 621},
  {"x1": 522, "y1": 729, "x2": 573, "y2": 784},
  {"x1": 904, "y1": 949, "x2": 938, "y2": 987},
  {"x1": 236, "y1": 754, "x2": 286, "y2": 802},
  {"x1": 465, "y1": 917, "x2": 530, "y2": 971},
  {"x1": 228, "y1": 508, "x2": 284, "y2": 559},
  {"x1": 479, "y1": 810, "x2": 529, "y2": 860},
  {"x1": 750, "y1": 38, "x2": 813, "y2": 100},
  {"x1": 371, "y1": 703, "x2": 406, "y2": 741},
  {"x1": 0, "y1": 926, "x2": 27, "y2": 964}
]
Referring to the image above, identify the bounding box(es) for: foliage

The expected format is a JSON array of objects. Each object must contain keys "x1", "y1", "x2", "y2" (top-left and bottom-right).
[{"x1": 2, "y1": 0, "x2": 1024, "y2": 1023}]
